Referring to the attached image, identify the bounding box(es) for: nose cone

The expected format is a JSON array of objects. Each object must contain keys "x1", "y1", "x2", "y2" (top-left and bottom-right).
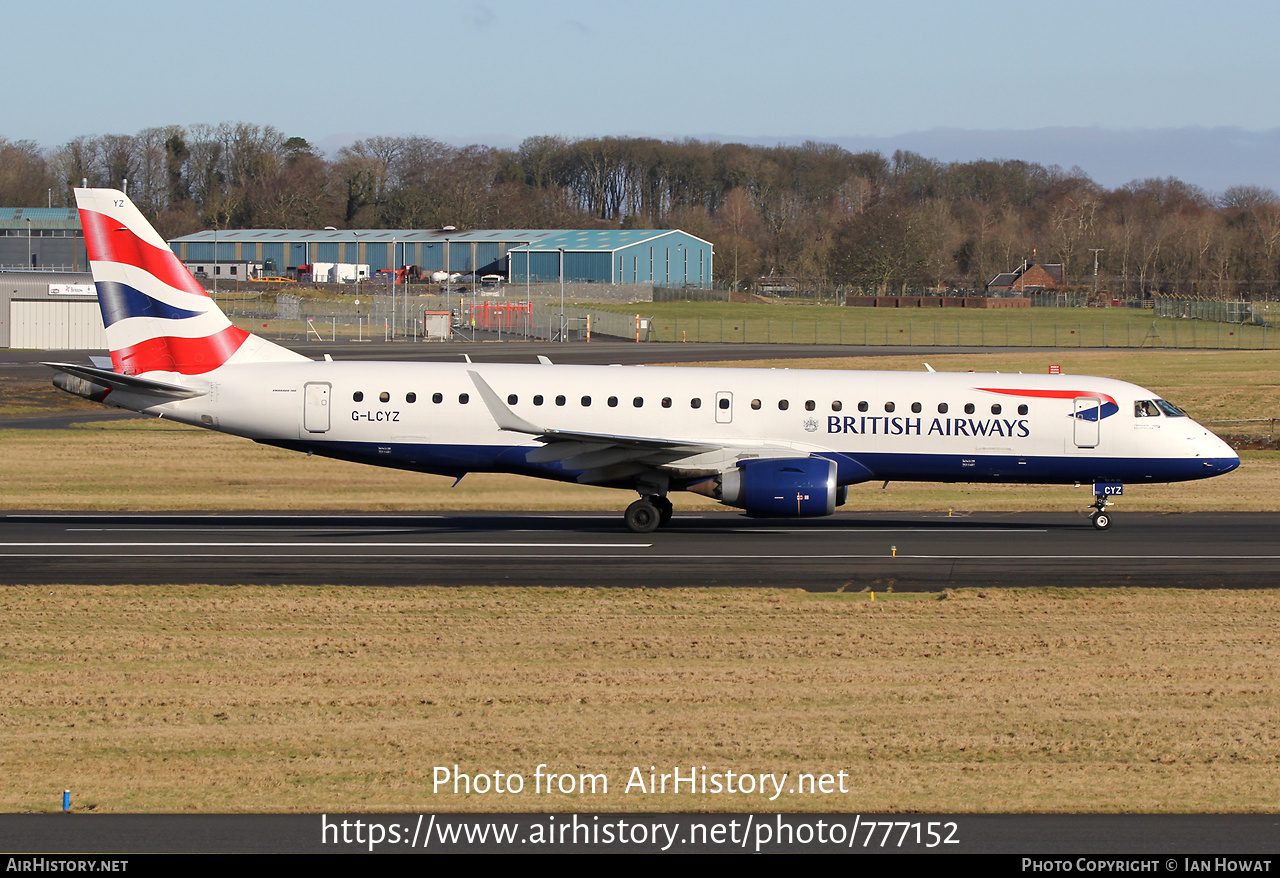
[{"x1": 1198, "y1": 431, "x2": 1240, "y2": 475}]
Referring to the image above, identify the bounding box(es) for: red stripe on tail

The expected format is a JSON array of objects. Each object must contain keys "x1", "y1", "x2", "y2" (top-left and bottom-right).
[
  {"x1": 112, "y1": 325, "x2": 250, "y2": 375},
  {"x1": 79, "y1": 209, "x2": 209, "y2": 298}
]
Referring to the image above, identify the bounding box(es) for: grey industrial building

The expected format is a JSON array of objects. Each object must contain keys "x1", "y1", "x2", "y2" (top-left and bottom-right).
[
  {"x1": 1, "y1": 270, "x2": 104, "y2": 349},
  {"x1": 169, "y1": 227, "x2": 714, "y2": 286},
  {"x1": 2, "y1": 206, "x2": 714, "y2": 348},
  {"x1": 0, "y1": 208, "x2": 88, "y2": 271}
]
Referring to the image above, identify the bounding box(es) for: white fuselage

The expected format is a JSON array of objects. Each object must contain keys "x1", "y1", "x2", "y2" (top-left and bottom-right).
[{"x1": 106, "y1": 360, "x2": 1240, "y2": 493}]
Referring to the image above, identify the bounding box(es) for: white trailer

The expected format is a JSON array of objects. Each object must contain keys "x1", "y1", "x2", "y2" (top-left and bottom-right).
[{"x1": 310, "y1": 262, "x2": 370, "y2": 284}]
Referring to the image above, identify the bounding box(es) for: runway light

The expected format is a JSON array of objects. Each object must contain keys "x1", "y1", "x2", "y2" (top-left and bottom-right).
[
  {"x1": 62, "y1": 790, "x2": 70, "y2": 813},
  {"x1": 891, "y1": 545, "x2": 897, "y2": 557}
]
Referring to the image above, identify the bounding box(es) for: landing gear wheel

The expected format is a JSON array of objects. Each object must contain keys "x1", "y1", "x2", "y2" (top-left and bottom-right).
[
  {"x1": 1090, "y1": 511, "x2": 1112, "y2": 531},
  {"x1": 625, "y1": 498, "x2": 661, "y2": 534},
  {"x1": 654, "y1": 496, "x2": 674, "y2": 525}
]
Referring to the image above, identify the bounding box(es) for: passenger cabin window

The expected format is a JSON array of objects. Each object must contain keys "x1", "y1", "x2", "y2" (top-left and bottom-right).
[
  {"x1": 991, "y1": 404, "x2": 1002, "y2": 415},
  {"x1": 432, "y1": 393, "x2": 443, "y2": 404},
  {"x1": 751, "y1": 399, "x2": 762, "y2": 410},
  {"x1": 533, "y1": 395, "x2": 544, "y2": 406},
  {"x1": 964, "y1": 403, "x2": 975, "y2": 414},
  {"x1": 937, "y1": 402, "x2": 948, "y2": 414},
  {"x1": 581, "y1": 396, "x2": 591, "y2": 406},
  {"x1": 805, "y1": 400, "x2": 815, "y2": 411},
  {"x1": 884, "y1": 402, "x2": 895, "y2": 413},
  {"x1": 1018, "y1": 404, "x2": 1028, "y2": 415},
  {"x1": 507, "y1": 394, "x2": 518, "y2": 405},
  {"x1": 778, "y1": 400, "x2": 789, "y2": 411},
  {"x1": 379, "y1": 392, "x2": 390, "y2": 403},
  {"x1": 353, "y1": 391, "x2": 364, "y2": 402},
  {"x1": 633, "y1": 397, "x2": 644, "y2": 408},
  {"x1": 831, "y1": 401, "x2": 842, "y2": 412},
  {"x1": 661, "y1": 397, "x2": 672, "y2": 408},
  {"x1": 858, "y1": 401, "x2": 869, "y2": 412},
  {"x1": 690, "y1": 398, "x2": 701, "y2": 409},
  {"x1": 718, "y1": 398, "x2": 730, "y2": 410},
  {"x1": 910, "y1": 402, "x2": 921, "y2": 413},
  {"x1": 458, "y1": 393, "x2": 469, "y2": 404},
  {"x1": 555, "y1": 395, "x2": 566, "y2": 406},
  {"x1": 608, "y1": 397, "x2": 618, "y2": 407},
  {"x1": 406, "y1": 393, "x2": 416, "y2": 403}
]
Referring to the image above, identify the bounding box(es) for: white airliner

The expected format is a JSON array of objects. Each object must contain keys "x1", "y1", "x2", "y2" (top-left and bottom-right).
[{"x1": 47, "y1": 188, "x2": 1239, "y2": 532}]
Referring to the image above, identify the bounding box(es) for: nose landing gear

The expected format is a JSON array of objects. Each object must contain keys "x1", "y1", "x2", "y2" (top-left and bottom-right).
[{"x1": 1088, "y1": 483, "x2": 1121, "y2": 530}]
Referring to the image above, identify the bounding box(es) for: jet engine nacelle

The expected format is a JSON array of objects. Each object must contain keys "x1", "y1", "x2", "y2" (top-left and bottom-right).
[{"x1": 718, "y1": 456, "x2": 843, "y2": 517}]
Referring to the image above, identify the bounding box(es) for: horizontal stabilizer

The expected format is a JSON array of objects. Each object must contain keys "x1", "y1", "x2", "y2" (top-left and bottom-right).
[{"x1": 44, "y1": 362, "x2": 206, "y2": 400}]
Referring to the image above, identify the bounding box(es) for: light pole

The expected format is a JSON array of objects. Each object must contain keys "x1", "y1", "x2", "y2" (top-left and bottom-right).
[
  {"x1": 444, "y1": 237, "x2": 452, "y2": 328},
  {"x1": 323, "y1": 226, "x2": 337, "y2": 265},
  {"x1": 558, "y1": 247, "x2": 565, "y2": 343},
  {"x1": 1089, "y1": 248, "x2": 1104, "y2": 299},
  {"x1": 352, "y1": 230, "x2": 361, "y2": 302},
  {"x1": 391, "y1": 237, "x2": 398, "y2": 339},
  {"x1": 26, "y1": 219, "x2": 32, "y2": 268}
]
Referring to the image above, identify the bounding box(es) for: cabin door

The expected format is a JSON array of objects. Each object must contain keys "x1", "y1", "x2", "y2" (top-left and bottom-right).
[
  {"x1": 303, "y1": 382, "x2": 332, "y2": 433},
  {"x1": 1073, "y1": 397, "x2": 1101, "y2": 448}
]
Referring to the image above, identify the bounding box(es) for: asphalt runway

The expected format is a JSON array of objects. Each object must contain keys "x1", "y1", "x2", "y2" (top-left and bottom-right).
[{"x1": 2, "y1": 510, "x2": 1275, "y2": 589}]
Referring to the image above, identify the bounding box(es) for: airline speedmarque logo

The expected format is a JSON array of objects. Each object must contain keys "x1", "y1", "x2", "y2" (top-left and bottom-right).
[{"x1": 827, "y1": 415, "x2": 1030, "y2": 437}]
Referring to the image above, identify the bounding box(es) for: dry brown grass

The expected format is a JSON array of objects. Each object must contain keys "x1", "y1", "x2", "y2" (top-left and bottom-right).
[
  {"x1": 2, "y1": 586, "x2": 1277, "y2": 814},
  {"x1": 1, "y1": 421, "x2": 1274, "y2": 512}
]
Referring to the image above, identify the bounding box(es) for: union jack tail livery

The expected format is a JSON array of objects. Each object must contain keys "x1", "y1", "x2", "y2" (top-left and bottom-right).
[{"x1": 73, "y1": 188, "x2": 304, "y2": 376}]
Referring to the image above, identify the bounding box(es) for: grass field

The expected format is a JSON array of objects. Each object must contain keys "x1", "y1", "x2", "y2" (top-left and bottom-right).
[
  {"x1": 4, "y1": 586, "x2": 1277, "y2": 814},
  {"x1": 587, "y1": 303, "x2": 1280, "y2": 349}
]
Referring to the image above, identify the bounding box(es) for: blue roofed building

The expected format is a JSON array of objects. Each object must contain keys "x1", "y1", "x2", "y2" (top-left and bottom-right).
[
  {"x1": 0, "y1": 208, "x2": 87, "y2": 270},
  {"x1": 168, "y1": 227, "x2": 714, "y2": 287},
  {"x1": 508, "y1": 230, "x2": 713, "y2": 287}
]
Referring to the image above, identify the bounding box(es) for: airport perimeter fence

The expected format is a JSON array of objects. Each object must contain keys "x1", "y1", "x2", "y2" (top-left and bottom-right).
[
  {"x1": 219, "y1": 290, "x2": 1280, "y2": 350},
  {"x1": 1152, "y1": 296, "x2": 1269, "y2": 326},
  {"x1": 624, "y1": 312, "x2": 1280, "y2": 349}
]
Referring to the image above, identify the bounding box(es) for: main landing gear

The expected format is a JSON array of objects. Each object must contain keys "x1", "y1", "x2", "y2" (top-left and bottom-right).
[{"x1": 624, "y1": 495, "x2": 673, "y2": 534}]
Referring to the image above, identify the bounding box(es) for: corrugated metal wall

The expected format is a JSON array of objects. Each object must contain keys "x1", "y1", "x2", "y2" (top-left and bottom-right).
[
  {"x1": 449, "y1": 243, "x2": 472, "y2": 272},
  {"x1": 476, "y1": 242, "x2": 501, "y2": 274},
  {"x1": 9, "y1": 300, "x2": 107, "y2": 349},
  {"x1": 420, "y1": 242, "x2": 444, "y2": 271}
]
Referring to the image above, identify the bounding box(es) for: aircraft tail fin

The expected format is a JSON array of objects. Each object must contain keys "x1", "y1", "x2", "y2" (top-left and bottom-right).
[{"x1": 73, "y1": 188, "x2": 306, "y2": 376}]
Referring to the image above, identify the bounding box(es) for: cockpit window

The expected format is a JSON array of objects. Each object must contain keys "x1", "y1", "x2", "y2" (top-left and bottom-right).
[
  {"x1": 1134, "y1": 400, "x2": 1161, "y2": 418},
  {"x1": 1154, "y1": 399, "x2": 1188, "y2": 418}
]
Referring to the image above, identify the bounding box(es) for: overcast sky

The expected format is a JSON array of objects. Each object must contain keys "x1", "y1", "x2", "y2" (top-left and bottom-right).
[{"x1": 7, "y1": 0, "x2": 1279, "y2": 188}]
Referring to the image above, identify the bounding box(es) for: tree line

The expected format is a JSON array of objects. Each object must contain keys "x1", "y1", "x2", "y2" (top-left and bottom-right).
[{"x1": 3, "y1": 124, "x2": 1278, "y2": 298}]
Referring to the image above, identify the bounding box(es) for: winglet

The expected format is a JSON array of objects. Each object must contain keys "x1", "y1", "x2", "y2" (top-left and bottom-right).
[
  {"x1": 537, "y1": 355, "x2": 553, "y2": 365},
  {"x1": 467, "y1": 370, "x2": 544, "y2": 435}
]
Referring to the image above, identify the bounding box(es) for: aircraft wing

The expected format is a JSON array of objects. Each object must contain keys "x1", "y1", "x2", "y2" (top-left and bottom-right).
[{"x1": 468, "y1": 370, "x2": 768, "y2": 481}]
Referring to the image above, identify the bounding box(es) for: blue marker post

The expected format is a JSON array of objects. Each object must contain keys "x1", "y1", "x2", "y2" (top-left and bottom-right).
[{"x1": 62, "y1": 790, "x2": 70, "y2": 813}]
